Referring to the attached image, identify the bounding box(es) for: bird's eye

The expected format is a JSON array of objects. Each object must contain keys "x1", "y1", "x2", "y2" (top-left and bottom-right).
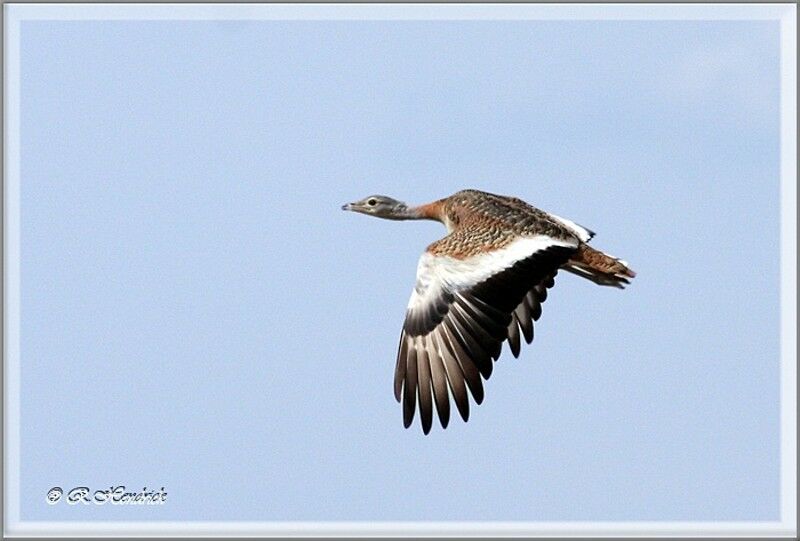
[{"x1": 367, "y1": 198, "x2": 377, "y2": 206}]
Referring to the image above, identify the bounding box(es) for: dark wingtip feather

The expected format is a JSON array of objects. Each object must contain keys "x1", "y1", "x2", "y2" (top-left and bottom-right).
[
  {"x1": 442, "y1": 322, "x2": 483, "y2": 410},
  {"x1": 402, "y1": 347, "x2": 417, "y2": 428},
  {"x1": 532, "y1": 302, "x2": 542, "y2": 321},
  {"x1": 426, "y1": 338, "x2": 451, "y2": 430},
  {"x1": 420, "y1": 403, "x2": 433, "y2": 434},
  {"x1": 507, "y1": 316, "x2": 521, "y2": 358},
  {"x1": 435, "y1": 329, "x2": 470, "y2": 424},
  {"x1": 417, "y1": 347, "x2": 434, "y2": 435},
  {"x1": 394, "y1": 334, "x2": 408, "y2": 402},
  {"x1": 456, "y1": 401, "x2": 469, "y2": 422}
]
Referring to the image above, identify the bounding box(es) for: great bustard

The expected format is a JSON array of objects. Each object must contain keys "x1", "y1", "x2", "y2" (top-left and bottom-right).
[{"x1": 342, "y1": 189, "x2": 635, "y2": 434}]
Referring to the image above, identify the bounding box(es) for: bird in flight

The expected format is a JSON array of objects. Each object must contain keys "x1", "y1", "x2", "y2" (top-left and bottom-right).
[{"x1": 342, "y1": 189, "x2": 635, "y2": 434}]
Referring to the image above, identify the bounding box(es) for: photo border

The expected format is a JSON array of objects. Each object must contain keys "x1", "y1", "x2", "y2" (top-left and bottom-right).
[{"x1": 3, "y1": 2, "x2": 796, "y2": 537}]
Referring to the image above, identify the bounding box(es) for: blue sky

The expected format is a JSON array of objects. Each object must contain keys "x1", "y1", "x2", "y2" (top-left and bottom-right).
[{"x1": 17, "y1": 18, "x2": 780, "y2": 521}]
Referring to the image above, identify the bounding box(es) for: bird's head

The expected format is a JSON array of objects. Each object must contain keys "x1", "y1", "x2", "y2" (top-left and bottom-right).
[{"x1": 341, "y1": 195, "x2": 409, "y2": 220}]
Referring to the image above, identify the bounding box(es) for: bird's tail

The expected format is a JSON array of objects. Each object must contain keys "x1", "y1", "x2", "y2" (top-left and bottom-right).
[{"x1": 562, "y1": 244, "x2": 636, "y2": 289}]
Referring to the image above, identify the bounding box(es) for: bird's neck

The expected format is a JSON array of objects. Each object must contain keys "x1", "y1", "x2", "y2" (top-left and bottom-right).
[
  {"x1": 382, "y1": 202, "x2": 443, "y2": 223},
  {"x1": 403, "y1": 201, "x2": 446, "y2": 223}
]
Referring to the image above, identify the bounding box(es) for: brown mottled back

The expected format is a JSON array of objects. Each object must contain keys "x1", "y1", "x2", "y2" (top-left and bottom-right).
[{"x1": 427, "y1": 190, "x2": 578, "y2": 258}]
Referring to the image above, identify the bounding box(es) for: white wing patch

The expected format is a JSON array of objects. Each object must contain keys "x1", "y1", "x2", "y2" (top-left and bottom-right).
[
  {"x1": 547, "y1": 212, "x2": 595, "y2": 242},
  {"x1": 406, "y1": 235, "x2": 576, "y2": 316}
]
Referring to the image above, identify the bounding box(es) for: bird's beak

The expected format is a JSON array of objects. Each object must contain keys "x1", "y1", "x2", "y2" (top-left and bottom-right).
[{"x1": 341, "y1": 202, "x2": 354, "y2": 211}]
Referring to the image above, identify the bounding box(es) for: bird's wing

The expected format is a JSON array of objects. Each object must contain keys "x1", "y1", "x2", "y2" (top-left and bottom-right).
[
  {"x1": 394, "y1": 232, "x2": 578, "y2": 434},
  {"x1": 546, "y1": 212, "x2": 595, "y2": 242},
  {"x1": 505, "y1": 272, "x2": 557, "y2": 358}
]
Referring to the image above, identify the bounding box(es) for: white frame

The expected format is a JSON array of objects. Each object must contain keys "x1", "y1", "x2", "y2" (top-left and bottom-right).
[{"x1": 3, "y1": 3, "x2": 796, "y2": 537}]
